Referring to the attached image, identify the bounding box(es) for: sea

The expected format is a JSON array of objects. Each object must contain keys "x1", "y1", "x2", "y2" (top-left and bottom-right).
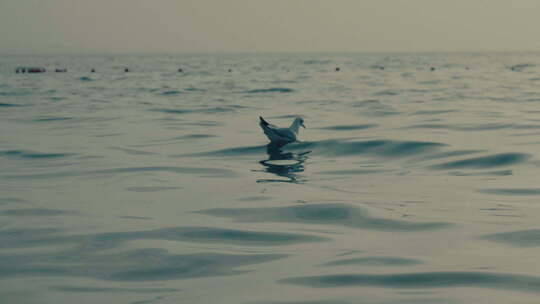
[{"x1": 2, "y1": 52, "x2": 540, "y2": 304}]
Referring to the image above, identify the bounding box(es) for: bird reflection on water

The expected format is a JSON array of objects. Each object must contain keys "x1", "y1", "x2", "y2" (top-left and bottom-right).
[{"x1": 257, "y1": 143, "x2": 311, "y2": 184}]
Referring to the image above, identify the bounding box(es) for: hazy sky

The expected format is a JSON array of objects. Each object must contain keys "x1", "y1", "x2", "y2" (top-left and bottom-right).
[{"x1": 2, "y1": 0, "x2": 540, "y2": 54}]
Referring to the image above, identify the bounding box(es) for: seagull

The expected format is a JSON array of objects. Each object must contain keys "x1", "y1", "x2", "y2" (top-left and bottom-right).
[{"x1": 259, "y1": 116, "x2": 305, "y2": 146}]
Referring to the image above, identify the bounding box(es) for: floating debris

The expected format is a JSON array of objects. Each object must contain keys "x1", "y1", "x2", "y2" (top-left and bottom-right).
[{"x1": 15, "y1": 67, "x2": 46, "y2": 73}]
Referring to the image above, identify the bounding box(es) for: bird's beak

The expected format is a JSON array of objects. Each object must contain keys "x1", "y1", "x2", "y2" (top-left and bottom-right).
[{"x1": 301, "y1": 122, "x2": 306, "y2": 128}]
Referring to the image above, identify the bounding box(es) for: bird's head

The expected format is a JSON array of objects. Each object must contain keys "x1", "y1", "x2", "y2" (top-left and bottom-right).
[{"x1": 296, "y1": 117, "x2": 306, "y2": 128}]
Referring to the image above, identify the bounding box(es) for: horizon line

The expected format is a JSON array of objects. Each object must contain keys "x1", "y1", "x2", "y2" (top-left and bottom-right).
[{"x1": 2, "y1": 50, "x2": 540, "y2": 56}]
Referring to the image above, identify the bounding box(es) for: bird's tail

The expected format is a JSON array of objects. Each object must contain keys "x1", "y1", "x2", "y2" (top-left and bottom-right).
[{"x1": 259, "y1": 116, "x2": 269, "y2": 127}]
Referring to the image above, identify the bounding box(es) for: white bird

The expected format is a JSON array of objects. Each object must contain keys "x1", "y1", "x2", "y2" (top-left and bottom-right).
[{"x1": 259, "y1": 116, "x2": 305, "y2": 146}]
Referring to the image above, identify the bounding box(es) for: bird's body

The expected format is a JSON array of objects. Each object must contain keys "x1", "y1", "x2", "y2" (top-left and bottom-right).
[{"x1": 259, "y1": 116, "x2": 305, "y2": 146}]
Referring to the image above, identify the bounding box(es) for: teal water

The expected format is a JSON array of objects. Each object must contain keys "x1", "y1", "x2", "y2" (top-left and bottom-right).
[{"x1": 2, "y1": 53, "x2": 540, "y2": 303}]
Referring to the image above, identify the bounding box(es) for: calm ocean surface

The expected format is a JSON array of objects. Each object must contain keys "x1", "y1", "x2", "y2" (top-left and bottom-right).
[{"x1": 2, "y1": 53, "x2": 540, "y2": 304}]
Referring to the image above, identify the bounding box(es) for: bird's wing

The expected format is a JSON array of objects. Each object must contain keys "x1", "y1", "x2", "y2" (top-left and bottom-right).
[
  {"x1": 272, "y1": 128, "x2": 296, "y2": 141},
  {"x1": 260, "y1": 124, "x2": 296, "y2": 142},
  {"x1": 259, "y1": 116, "x2": 298, "y2": 143}
]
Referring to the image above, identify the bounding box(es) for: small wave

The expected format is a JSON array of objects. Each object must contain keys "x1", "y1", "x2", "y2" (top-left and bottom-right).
[
  {"x1": 318, "y1": 169, "x2": 389, "y2": 175},
  {"x1": 303, "y1": 59, "x2": 331, "y2": 65},
  {"x1": 0, "y1": 227, "x2": 285, "y2": 280},
  {"x1": 313, "y1": 139, "x2": 445, "y2": 158},
  {"x1": 373, "y1": 90, "x2": 399, "y2": 96},
  {"x1": 280, "y1": 271, "x2": 540, "y2": 293},
  {"x1": 409, "y1": 123, "x2": 515, "y2": 131},
  {"x1": 33, "y1": 117, "x2": 74, "y2": 122},
  {"x1": 110, "y1": 147, "x2": 157, "y2": 156},
  {"x1": 173, "y1": 134, "x2": 217, "y2": 140},
  {"x1": 184, "y1": 87, "x2": 205, "y2": 92},
  {"x1": 322, "y1": 256, "x2": 422, "y2": 267},
  {"x1": 179, "y1": 144, "x2": 266, "y2": 157},
  {"x1": 118, "y1": 216, "x2": 153, "y2": 220},
  {"x1": 422, "y1": 150, "x2": 484, "y2": 160},
  {"x1": 317, "y1": 124, "x2": 378, "y2": 131},
  {"x1": 183, "y1": 139, "x2": 444, "y2": 159},
  {"x1": 150, "y1": 107, "x2": 237, "y2": 115},
  {"x1": 350, "y1": 99, "x2": 382, "y2": 107},
  {"x1": 449, "y1": 170, "x2": 513, "y2": 176},
  {"x1": 51, "y1": 286, "x2": 180, "y2": 294},
  {"x1": 412, "y1": 110, "x2": 457, "y2": 115},
  {"x1": 91, "y1": 166, "x2": 236, "y2": 178},
  {"x1": 4, "y1": 166, "x2": 237, "y2": 179},
  {"x1": 269, "y1": 114, "x2": 301, "y2": 119},
  {"x1": 0, "y1": 91, "x2": 32, "y2": 97},
  {"x1": 479, "y1": 188, "x2": 540, "y2": 196},
  {"x1": 510, "y1": 63, "x2": 535, "y2": 72},
  {"x1": 483, "y1": 229, "x2": 540, "y2": 247},
  {"x1": 125, "y1": 186, "x2": 182, "y2": 192},
  {"x1": 0, "y1": 197, "x2": 28, "y2": 205},
  {"x1": 151, "y1": 108, "x2": 190, "y2": 114},
  {"x1": 418, "y1": 80, "x2": 441, "y2": 85},
  {"x1": 0, "y1": 208, "x2": 73, "y2": 217},
  {"x1": 243, "y1": 88, "x2": 294, "y2": 94},
  {"x1": 0, "y1": 103, "x2": 22, "y2": 107},
  {"x1": 160, "y1": 90, "x2": 182, "y2": 96},
  {"x1": 196, "y1": 203, "x2": 451, "y2": 231},
  {"x1": 174, "y1": 227, "x2": 328, "y2": 245},
  {"x1": 179, "y1": 120, "x2": 224, "y2": 127},
  {"x1": 271, "y1": 79, "x2": 298, "y2": 84},
  {"x1": 431, "y1": 153, "x2": 529, "y2": 170},
  {"x1": 0, "y1": 150, "x2": 71, "y2": 159},
  {"x1": 48, "y1": 97, "x2": 68, "y2": 102}
]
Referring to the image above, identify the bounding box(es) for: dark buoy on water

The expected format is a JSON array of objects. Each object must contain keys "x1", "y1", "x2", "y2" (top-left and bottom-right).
[
  {"x1": 124, "y1": 68, "x2": 129, "y2": 72},
  {"x1": 91, "y1": 69, "x2": 96, "y2": 73},
  {"x1": 335, "y1": 67, "x2": 340, "y2": 72},
  {"x1": 430, "y1": 67, "x2": 436, "y2": 71},
  {"x1": 178, "y1": 68, "x2": 183, "y2": 72},
  {"x1": 228, "y1": 69, "x2": 232, "y2": 72}
]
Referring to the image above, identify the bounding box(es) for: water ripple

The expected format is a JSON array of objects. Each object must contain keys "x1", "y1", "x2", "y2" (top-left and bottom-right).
[
  {"x1": 51, "y1": 286, "x2": 180, "y2": 293},
  {"x1": 0, "y1": 247, "x2": 285, "y2": 282},
  {"x1": 0, "y1": 150, "x2": 71, "y2": 159},
  {"x1": 0, "y1": 102, "x2": 23, "y2": 107},
  {"x1": 431, "y1": 153, "x2": 529, "y2": 170},
  {"x1": 322, "y1": 256, "x2": 422, "y2": 267},
  {"x1": 33, "y1": 117, "x2": 75, "y2": 122},
  {"x1": 184, "y1": 139, "x2": 445, "y2": 159},
  {"x1": 150, "y1": 106, "x2": 239, "y2": 115},
  {"x1": 317, "y1": 124, "x2": 378, "y2": 131},
  {"x1": 3, "y1": 166, "x2": 237, "y2": 179},
  {"x1": 0, "y1": 226, "x2": 325, "y2": 249},
  {"x1": 479, "y1": 188, "x2": 540, "y2": 196},
  {"x1": 483, "y1": 229, "x2": 540, "y2": 247},
  {"x1": 160, "y1": 90, "x2": 182, "y2": 96},
  {"x1": 243, "y1": 88, "x2": 294, "y2": 94},
  {"x1": 196, "y1": 203, "x2": 451, "y2": 231},
  {"x1": 125, "y1": 186, "x2": 183, "y2": 192},
  {"x1": 0, "y1": 209, "x2": 74, "y2": 217},
  {"x1": 280, "y1": 271, "x2": 540, "y2": 293}
]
